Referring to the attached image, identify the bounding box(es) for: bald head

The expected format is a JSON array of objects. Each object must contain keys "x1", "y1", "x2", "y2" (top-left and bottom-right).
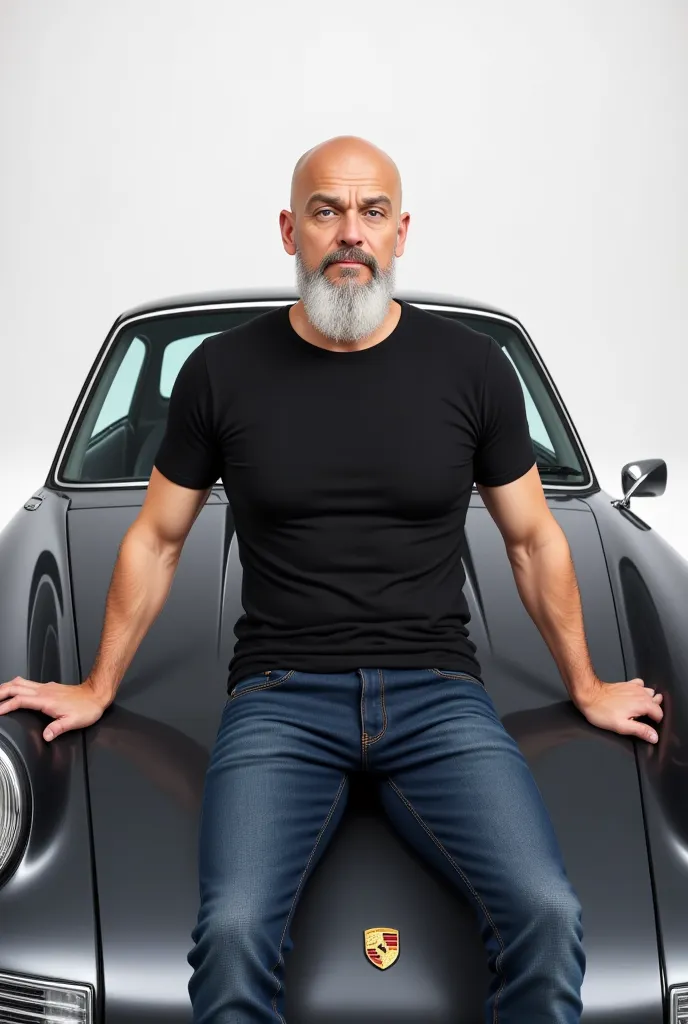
[
  {"x1": 290, "y1": 135, "x2": 402, "y2": 214},
  {"x1": 279, "y1": 134, "x2": 410, "y2": 344}
]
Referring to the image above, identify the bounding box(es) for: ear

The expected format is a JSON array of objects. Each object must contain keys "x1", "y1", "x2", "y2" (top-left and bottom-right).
[
  {"x1": 279, "y1": 209, "x2": 297, "y2": 256},
  {"x1": 395, "y1": 211, "x2": 410, "y2": 258}
]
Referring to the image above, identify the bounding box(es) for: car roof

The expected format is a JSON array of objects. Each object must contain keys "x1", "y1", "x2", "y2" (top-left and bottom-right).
[{"x1": 114, "y1": 288, "x2": 515, "y2": 326}]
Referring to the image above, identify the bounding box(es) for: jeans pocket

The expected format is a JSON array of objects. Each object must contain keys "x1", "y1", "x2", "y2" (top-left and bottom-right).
[
  {"x1": 430, "y1": 668, "x2": 482, "y2": 684},
  {"x1": 228, "y1": 668, "x2": 294, "y2": 701}
]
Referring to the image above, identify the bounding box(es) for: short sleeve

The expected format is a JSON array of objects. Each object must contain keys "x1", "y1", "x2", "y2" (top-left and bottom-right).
[
  {"x1": 153, "y1": 342, "x2": 222, "y2": 489},
  {"x1": 473, "y1": 339, "x2": 536, "y2": 487}
]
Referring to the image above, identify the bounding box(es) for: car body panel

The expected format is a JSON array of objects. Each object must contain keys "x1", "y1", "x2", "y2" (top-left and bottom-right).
[
  {"x1": 63, "y1": 493, "x2": 662, "y2": 1022},
  {"x1": 0, "y1": 293, "x2": 685, "y2": 1021},
  {"x1": 583, "y1": 488, "x2": 688, "y2": 1009},
  {"x1": 0, "y1": 490, "x2": 100, "y2": 1011}
]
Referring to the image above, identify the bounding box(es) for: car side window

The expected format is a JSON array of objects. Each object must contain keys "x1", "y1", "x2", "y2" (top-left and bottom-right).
[
  {"x1": 91, "y1": 336, "x2": 146, "y2": 436},
  {"x1": 159, "y1": 334, "x2": 221, "y2": 398},
  {"x1": 503, "y1": 348, "x2": 555, "y2": 455}
]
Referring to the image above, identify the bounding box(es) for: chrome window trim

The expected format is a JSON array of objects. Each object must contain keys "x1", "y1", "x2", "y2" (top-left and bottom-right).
[{"x1": 52, "y1": 299, "x2": 594, "y2": 493}]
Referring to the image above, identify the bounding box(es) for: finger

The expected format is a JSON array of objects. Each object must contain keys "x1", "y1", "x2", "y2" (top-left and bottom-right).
[
  {"x1": 627, "y1": 721, "x2": 658, "y2": 743},
  {"x1": 0, "y1": 697, "x2": 24, "y2": 715},
  {"x1": 44, "y1": 718, "x2": 75, "y2": 742},
  {"x1": 0, "y1": 676, "x2": 33, "y2": 693},
  {"x1": 0, "y1": 692, "x2": 48, "y2": 714},
  {"x1": 643, "y1": 702, "x2": 664, "y2": 723},
  {"x1": 0, "y1": 681, "x2": 39, "y2": 702},
  {"x1": 652, "y1": 693, "x2": 663, "y2": 702},
  {"x1": 619, "y1": 681, "x2": 647, "y2": 696}
]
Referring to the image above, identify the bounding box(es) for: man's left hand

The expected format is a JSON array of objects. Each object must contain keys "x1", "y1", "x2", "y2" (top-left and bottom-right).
[{"x1": 574, "y1": 678, "x2": 663, "y2": 744}]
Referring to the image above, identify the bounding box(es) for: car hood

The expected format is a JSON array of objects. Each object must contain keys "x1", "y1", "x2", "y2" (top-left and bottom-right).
[{"x1": 67, "y1": 494, "x2": 663, "y2": 1023}]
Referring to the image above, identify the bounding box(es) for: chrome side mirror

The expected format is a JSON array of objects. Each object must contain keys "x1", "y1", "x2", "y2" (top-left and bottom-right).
[{"x1": 611, "y1": 458, "x2": 667, "y2": 510}]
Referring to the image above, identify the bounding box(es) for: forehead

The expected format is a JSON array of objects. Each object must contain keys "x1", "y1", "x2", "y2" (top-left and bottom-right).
[{"x1": 295, "y1": 146, "x2": 400, "y2": 206}]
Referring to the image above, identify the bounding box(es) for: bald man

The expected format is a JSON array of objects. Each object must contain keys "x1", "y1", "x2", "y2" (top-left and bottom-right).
[
  {"x1": 0, "y1": 132, "x2": 665, "y2": 1018},
  {"x1": 155, "y1": 135, "x2": 589, "y2": 1022}
]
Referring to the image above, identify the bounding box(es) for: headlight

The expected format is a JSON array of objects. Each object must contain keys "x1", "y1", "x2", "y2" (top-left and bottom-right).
[
  {"x1": 0, "y1": 970, "x2": 93, "y2": 1022},
  {"x1": 0, "y1": 740, "x2": 30, "y2": 880},
  {"x1": 671, "y1": 985, "x2": 688, "y2": 1024}
]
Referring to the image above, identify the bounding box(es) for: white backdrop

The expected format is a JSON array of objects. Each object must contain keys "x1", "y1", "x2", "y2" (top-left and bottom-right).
[{"x1": 1, "y1": 0, "x2": 686, "y2": 556}]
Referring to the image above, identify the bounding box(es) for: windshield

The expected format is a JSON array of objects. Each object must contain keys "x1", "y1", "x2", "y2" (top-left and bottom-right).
[{"x1": 58, "y1": 304, "x2": 589, "y2": 487}]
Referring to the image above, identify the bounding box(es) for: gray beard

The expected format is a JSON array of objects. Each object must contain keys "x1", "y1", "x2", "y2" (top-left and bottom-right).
[{"x1": 295, "y1": 249, "x2": 397, "y2": 343}]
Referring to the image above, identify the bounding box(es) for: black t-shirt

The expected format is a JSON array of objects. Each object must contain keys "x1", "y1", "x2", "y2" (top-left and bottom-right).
[{"x1": 153, "y1": 299, "x2": 536, "y2": 692}]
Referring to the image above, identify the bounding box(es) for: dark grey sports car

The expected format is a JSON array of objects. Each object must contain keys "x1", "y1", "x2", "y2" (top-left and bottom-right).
[{"x1": 0, "y1": 289, "x2": 687, "y2": 1024}]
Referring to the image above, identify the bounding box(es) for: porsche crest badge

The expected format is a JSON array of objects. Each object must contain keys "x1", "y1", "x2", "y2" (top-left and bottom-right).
[{"x1": 364, "y1": 927, "x2": 399, "y2": 970}]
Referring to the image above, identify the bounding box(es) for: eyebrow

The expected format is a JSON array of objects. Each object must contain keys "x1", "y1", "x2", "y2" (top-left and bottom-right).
[{"x1": 305, "y1": 192, "x2": 393, "y2": 211}]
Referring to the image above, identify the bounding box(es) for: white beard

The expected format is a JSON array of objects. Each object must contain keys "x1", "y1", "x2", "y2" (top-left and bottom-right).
[{"x1": 295, "y1": 249, "x2": 397, "y2": 344}]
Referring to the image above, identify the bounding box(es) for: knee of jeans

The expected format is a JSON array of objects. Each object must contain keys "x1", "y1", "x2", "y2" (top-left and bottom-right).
[
  {"x1": 193, "y1": 898, "x2": 269, "y2": 950},
  {"x1": 513, "y1": 881, "x2": 583, "y2": 942}
]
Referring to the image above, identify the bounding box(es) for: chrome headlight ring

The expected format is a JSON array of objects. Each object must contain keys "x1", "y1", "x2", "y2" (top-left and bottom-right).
[{"x1": 0, "y1": 739, "x2": 31, "y2": 883}]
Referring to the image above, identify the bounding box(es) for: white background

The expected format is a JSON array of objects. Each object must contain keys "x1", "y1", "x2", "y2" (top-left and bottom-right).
[{"x1": 1, "y1": 0, "x2": 686, "y2": 556}]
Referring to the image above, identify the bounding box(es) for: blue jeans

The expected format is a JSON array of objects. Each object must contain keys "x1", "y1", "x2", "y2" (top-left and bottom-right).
[{"x1": 187, "y1": 667, "x2": 585, "y2": 1022}]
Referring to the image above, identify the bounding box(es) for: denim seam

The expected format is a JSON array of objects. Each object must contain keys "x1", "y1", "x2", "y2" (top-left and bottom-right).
[
  {"x1": 366, "y1": 668, "x2": 388, "y2": 745},
  {"x1": 358, "y1": 669, "x2": 367, "y2": 769},
  {"x1": 430, "y1": 668, "x2": 481, "y2": 682},
  {"x1": 228, "y1": 669, "x2": 295, "y2": 701},
  {"x1": 386, "y1": 777, "x2": 506, "y2": 1023},
  {"x1": 270, "y1": 774, "x2": 349, "y2": 1023}
]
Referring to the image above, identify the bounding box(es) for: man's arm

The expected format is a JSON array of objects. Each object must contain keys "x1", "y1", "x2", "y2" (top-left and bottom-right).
[
  {"x1": 477, "y1": 464, "x2": 664, "y2": 743},
  {"x1": 0, "y1": 468, "x2": 213, "y2": 741},
  {"x1": 477, "y1": 464, "x2": 596, "y2": 701},
  {"x1": 86, "y1": 468, "x2": 214, "y2": 706}
]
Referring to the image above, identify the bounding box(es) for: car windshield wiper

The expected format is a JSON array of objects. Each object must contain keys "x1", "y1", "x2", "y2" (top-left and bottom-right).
[{"x1": 537, "y1": 464, "x2": 583, "y2": 476}]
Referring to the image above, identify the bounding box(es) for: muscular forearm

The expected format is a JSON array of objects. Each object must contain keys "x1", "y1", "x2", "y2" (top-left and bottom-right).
[
  {"x1": 506, "y1": 527, "x2": 597, "y2": 703},
  {"x1": 86, "y1": 525, "x2": 180, "y2": 705}
]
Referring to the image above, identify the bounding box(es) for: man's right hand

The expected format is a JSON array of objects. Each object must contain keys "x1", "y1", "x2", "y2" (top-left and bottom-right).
[
  {"x1": 0, "y1": 475, "x2": 210, "y2": 745},
  {"x1": 0, "y1": 676, "x2": 110, "y2": 742}
]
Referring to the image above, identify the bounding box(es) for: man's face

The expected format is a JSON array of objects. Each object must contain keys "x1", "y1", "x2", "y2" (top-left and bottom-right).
[{"x1": 281, "y1": 144, "x2": 409, "y2": 343}]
